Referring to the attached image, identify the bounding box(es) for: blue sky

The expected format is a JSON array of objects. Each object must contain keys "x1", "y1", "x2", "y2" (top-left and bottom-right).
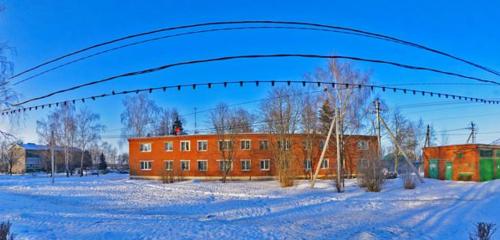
[{"x1": 1, "y1": 0, "x2": 500, "y2": 152}]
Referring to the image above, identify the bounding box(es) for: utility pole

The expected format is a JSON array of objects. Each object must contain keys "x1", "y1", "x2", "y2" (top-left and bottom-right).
[
  {"x1": 311, "y1": 114, "x2": 336, "y2": 188},
  {"x1": 466, "y1": 121, "x2": 476, "y2": 144},
  {"x1": 335, "y1": 107, "x2": 343, "y2": 192},
  {"x1": 380, "y1": 116, "x2": 424, "y2": 183},
  {"x1": 424, "y1": 124, "x2": 431, "y2": 147},
  {"x1": 50, "y1": 130, "x2": 55, "y2": 184},
  {"x1": 375, "y1": 99, "x2": 382, "y2": 159}
]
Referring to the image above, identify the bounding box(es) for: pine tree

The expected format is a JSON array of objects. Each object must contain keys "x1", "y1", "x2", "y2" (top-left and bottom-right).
[
  {"x1": 171, "y1": 117, "x2": 184, "y2": 135},
  {"x1": 319, "y1": 100, "x2": 334, "y2": 134},
  {"x1": 98, "y1": 153, "x2": 107, "y2": 171}
]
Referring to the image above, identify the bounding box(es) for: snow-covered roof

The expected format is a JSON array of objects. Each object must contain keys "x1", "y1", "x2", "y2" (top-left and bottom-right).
[{"x1": 19, "y1": 143, "x2": 81, "y2": 152}]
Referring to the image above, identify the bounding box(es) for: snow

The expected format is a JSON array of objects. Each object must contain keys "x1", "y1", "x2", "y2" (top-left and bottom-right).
[{"x1": 0, "y1": 174, "x2": 498, "y2": 239}]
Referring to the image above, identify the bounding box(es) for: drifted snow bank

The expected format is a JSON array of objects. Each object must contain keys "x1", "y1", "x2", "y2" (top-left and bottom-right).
[{"x1": 0, "y1": 174, "x2": 498, "y2": 239}]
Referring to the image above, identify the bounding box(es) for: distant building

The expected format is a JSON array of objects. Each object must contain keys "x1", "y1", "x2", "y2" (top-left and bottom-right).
[
  {"x1": 4, "y1": 143, "x2": 90, "y2": 174},
  {"x1": 423, "y1": 144, "x2": 500, "y2": 181},
  {"x1": 128, "y1": 133, "x2": 378, "y2": 180}
]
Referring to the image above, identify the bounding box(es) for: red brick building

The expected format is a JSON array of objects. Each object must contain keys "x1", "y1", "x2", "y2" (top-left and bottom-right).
[
  {"x1": 128, "y1": 133, "x2": 378, "y2": 180},
  {"x1": 423, "y1": 144, "x2": 500, "y2": 181}
]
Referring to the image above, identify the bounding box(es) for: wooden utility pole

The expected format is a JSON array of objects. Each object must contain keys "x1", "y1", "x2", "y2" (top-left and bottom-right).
[
  {"x1": 310, "y1": 114, "x2": 336, "y2": 188},
  {"x1": 379, "y1": 116, "x2": 424, "y2": 183},
  {"x1": 335, "y1": 107, "x2": 343, "y2": 192},
  {"x1": 50, "y1": 130, "x2": 55, "y2": 184},
  {"x1": 375, "y1": 99, "x2": 382, "y2": 158}
]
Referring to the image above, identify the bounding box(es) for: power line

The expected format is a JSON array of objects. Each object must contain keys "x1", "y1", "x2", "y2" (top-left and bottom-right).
[
  {"x1": 13, "y1": 53, "x2": 500, "y2": 107},
  {"x1": 9, "y1": 20, "x2": 500, "y2": 80},
  {"x1": 3, "y1": 80, "x2": 498, "y2": 116},
  {"x1": 8, "y1": 26, "x2": 381, "y2": 86}
]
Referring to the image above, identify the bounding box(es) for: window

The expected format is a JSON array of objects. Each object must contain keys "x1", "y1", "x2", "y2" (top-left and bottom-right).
[
  {"x1": 360, "y1": 159, "x2": 368, "y2": 168},
  {"x1": 164, "y1": 141, "x2": 173, "y2": 152},
  {"x1": 319, "y1": 140, "x2": 325, "y2": 149},
  {"x1": 496, "y1": 150, "x2": 500, "y2": 158},
  {"x1": 260, "y1": 159, "x2": 270, "y2": 171},
  {"x1": 180, "y1": 160, "x2": 190, "y2": 171},
  {"x1": 320, "y1": 158, "x2": 329, "y2": 169},
  {"x1": 218, "y1": 160, "x2": 232, "y2": 172},
  {"x1": 278, "y1": 140, "x2": 291, "y2": 150},
  {"x1": 304, "y1": 159, "x2": 312, "y2": 171},
  {"x1": 456, "y1": 152, "x2": 464, "y2": 159},
  {"x1": 259, "y1": 140, "x2": 269, "y2": 150},
  {"x1": 303, "y1": 141, "x2": 312, "y2": 150},
  {"x1": 197, "y1": 140, "x2": 208, "y2": 151},
  {"x1": 180, "y1": 141, "x2": 190, "y2": 152},
  {"x1": 164, "y1": 160, "x2": 173, "y2": 171},
  {"x1": 241, "y1": 159, "x2": 251, "y2": 171},
  {"x1": 139, "y1": 143, "x2": 152, "y2": 152},
  {"x1": 140, "y1": 160, "x2": 152, "y2": 170},
  {"x1": 480, "y1": 149, "x2": 493, "y2": 157},
  {"x1": 357, "y1": 140, "x2": 369, "y2": 150},
  {"x1": 218, "y1": 140, "x2": 233, "y2": 151},
  {"x1": 197, "y1": 160, "x2": 208, "y2": 171},
  {"x1": 240, "y1": 140, "x2": 251, "y2": 150}
]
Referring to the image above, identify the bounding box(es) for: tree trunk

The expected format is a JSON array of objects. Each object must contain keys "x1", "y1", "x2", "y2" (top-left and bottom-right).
[{"x1": 80, "y1": 147, "x2": 85, "y2": 177}]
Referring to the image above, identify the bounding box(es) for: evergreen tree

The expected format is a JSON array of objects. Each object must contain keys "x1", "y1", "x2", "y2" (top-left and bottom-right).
[
  {"x1": 171, "y1": 117, "x2": 184, "y2": 135},
  {"x1": 98, "y1": 153, "x2": 107, "y2": 171},
  {"x1": 319, "y1": 100, "x2": 334, "y2": 134}
]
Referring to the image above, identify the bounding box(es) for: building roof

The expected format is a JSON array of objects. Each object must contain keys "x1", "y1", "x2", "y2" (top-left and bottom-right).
[
  {"x1": 423, "y1": 143, "x2": 500, "y2": 150},
  {"x1": 19, "y1": 143, "x2": 81, "y2": 152},
  {"x1": 127, "y1": 133, "x2": 377, "y2": 141}
]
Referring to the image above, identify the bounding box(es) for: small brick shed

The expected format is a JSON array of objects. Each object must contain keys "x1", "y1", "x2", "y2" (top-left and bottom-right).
[{"x1": 423, "y1": 144, "x2": 500, "y2": 181}]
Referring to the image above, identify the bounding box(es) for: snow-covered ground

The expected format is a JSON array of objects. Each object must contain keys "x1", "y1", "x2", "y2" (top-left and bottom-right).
[{"x1": 0, "y1": 174, "x2": 498, "y2": 240}]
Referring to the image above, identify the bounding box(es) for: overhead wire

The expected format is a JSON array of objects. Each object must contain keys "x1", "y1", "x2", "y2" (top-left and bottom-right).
[
  {"x1": 12, "y1": 53, "x2": 500, "y2": 107},
  {"x1": 9, "y1": 20, "x2": 500, "y2": 81},
  {"x1": 3, "y1": 80, "x2": 498, "y2": 116}
]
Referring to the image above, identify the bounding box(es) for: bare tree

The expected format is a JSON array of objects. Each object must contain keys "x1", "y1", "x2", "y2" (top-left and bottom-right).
[
  {"x1": 210, "y1": 103, "x2": 237, "y2": 183},
  {"x1": 312, "y1": 59, "x2": 372, "y2": 188},
  {"x1": 75, "y1": 107, "x2": 104, "y2": 176},
  {"x1": 0, "y1": 41, "x2": 21, "y2": 140},
  {"x1": 121, "y1": 93, "x2": 160, "y2": 138},
  {"x1": 261, "y1": 86, "x2": 302, "y2": 187},
  {"x1": 301, "y1": 93, "x2": 320, "y2": 179},
  {"x1": 60, "y1": 104, "x2": 77, "y2": 176},
  {"x1": 101, "y1": 141, "x2": 117, "y2": 166}
]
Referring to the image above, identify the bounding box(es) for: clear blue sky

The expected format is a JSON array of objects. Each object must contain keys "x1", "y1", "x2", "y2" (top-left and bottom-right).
[{"x1": 1, "y1": 0, "x2": 500, "y2": 152}]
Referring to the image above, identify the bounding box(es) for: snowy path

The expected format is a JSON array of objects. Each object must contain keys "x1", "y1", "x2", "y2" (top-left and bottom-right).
[{"x1": 0, "y1": 174, "x2": 498, "y2": 239}]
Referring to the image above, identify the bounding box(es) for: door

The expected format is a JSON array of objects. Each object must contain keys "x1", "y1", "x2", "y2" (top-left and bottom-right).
[
  {"x1": 479, "y1": 158, "x2": 494, "y2": 181},
  {"x1": 445, "y1": 161, "x2": 453, "y2": 180},
  {"x1": 429, "y1": 159, "x2": 439, "y2": 179},
  {"x1": 497, "y1": 160, "x2": 500, "y2": 179}
]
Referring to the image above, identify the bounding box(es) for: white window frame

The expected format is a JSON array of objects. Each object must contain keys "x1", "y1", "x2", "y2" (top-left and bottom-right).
[
  {"x1": 218, "y1": 140, "x2": 233, "y2": 151},
  {"x1": 180, "y1": 160, "x2": 190, "y2": 171},
  {"x1": 197, "y1": 140, "x2": 208, "y2": 152},
  {"x1": 197, "y1": 160, "x2": 208, "y2": 172},
  {"x1": 321, "y1": 158, "x2": 329, "y2": 169},
  {"x1": 260, "y1": 159, "x2": 270, "y2": 171},
  {"x1": 180, "y1": 140, "x2": 191, "y2": 152},
  {"x1": 240, "y1": 139, "x2": 251, "y2": 150},
  {"x1": 240, "y1": 159, "x2": 251, "y2": 171},
  {"x1": 139, "y1": 143, "x2": 152, "y2": 152},
  {"x1": 357, "y1": 140, "x2": 369, "y2": 150},
  {"x1": 164, "y1": 141, "x2": 173, "y2": 152},
  {"x1": 164, "y1": 160, "x2": 173, "y2": 171},
  {"x1": 304, "y1": 159, "x2": 312, "y2": 171},
  {"x1": 217, "y1": 159, "x2": 233, "y2": 172},
  {"x1": 259, "y1": 140, "x2": 269, "y2": 150},
  {"x1": 140, "y1": 160, "x2": 152, "y2": 170}
]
